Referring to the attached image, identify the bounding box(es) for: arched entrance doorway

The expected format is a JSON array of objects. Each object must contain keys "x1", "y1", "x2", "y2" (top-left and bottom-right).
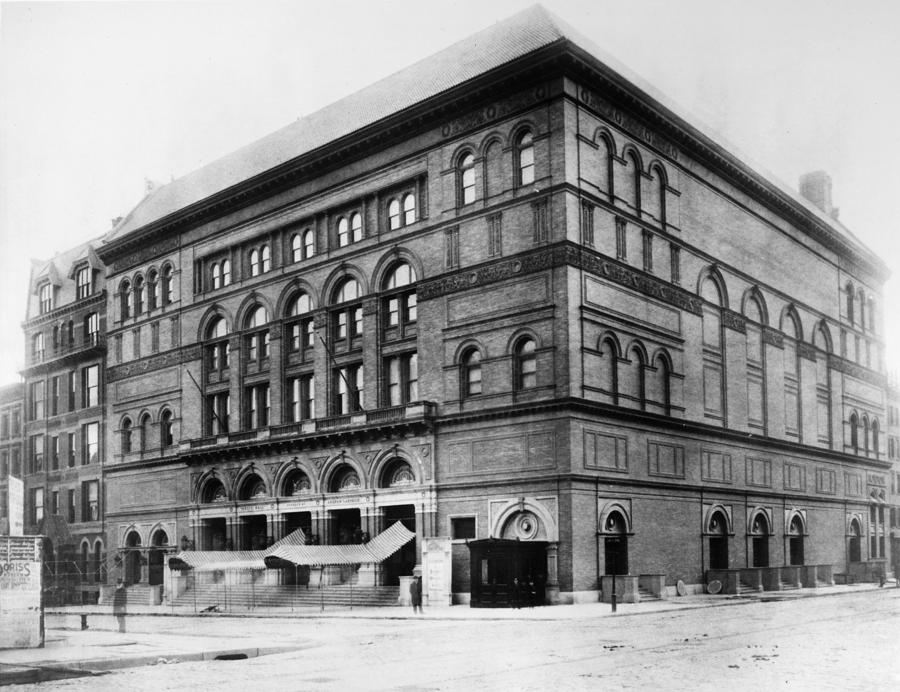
[
  {"x1": 788, "y1": 515, "x2": 805, "y2": 566},
  {"x1": 380, "y1": 458, "x2": 418, "y2": 585},
  {"x1": 750, "y1": 513, "x2": 770, "y2": 568},
  {"x1": 148, "y1": 529, "x2": 168, "y2": 586},
  {"x1": 604, "y1": 511, "x2": 628, "y2": 575},
  {"x1": 708, "y1": 511, "x2": 729, "y2": 570},
  {"x1": 848, "y1": 518, "x2": 862, "y2": 563},
  {"x1": 124, "y1": 531, "x2": 142, "y2": 585}
]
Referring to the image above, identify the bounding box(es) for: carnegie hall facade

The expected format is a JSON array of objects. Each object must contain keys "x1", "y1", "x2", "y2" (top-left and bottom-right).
[{"x1": 22, "y1": 6, "x2": 893, "y2": 603}]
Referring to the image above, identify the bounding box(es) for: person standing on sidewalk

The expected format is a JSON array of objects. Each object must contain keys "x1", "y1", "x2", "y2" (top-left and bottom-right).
[
  {"x1": 113, "y1": 579, "x2": 127, "y2": 633},
  {"x1": 410, "y1": 575, "x2": 423, "y2": 614}
]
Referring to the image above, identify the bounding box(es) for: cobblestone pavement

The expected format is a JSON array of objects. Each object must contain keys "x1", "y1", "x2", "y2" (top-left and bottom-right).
[{"x1": 8, "y1": 588, "x2": 900, "y2": 691}]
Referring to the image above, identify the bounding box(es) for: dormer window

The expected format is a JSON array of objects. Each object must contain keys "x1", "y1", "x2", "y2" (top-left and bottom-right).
[
  {"x1": 39, "y1": 283, "x2": 53, "y2": 314},
  {"x1": 75, "y1": 267, "x2": 92, "y2": 299}
]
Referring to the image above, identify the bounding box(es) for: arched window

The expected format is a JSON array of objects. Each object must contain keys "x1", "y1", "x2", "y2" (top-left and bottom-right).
[
  {"x1": 162, "y1": 265, "x2": 174, "y2": 304},
  {"x1": 603, "y1": 510, "x2": 628, "y2": 575},
  {"x1": 858, "y1": 289, "x2": 866, "y2": 330},
  {"x1": 211, "y1": 262, "x2": 221, "y2": 289},
  {"x1": 291, "y1": 234, "x2": 302, "y2": 263},
  {"x1": 206, "y1": 316, "x2": 230, "y2": 373},
  {"x1": 708, "y1": 510, "x2": 729, "y2": 570},
  {"x1": 202, "y1": 479, "x2": 227, "y2": 503},
  {"x1": 350, "y1": 212, "x2": 362, "y2": 243},
  {"x1": 388, "y1": 199, "x2": 401, "y2": 230},
  {"x1": 261, "y1": 245, "x2": 271, "y2": 273},
  {"x1": 139, "y1": 413, "x2": 151, "y2": 452},
  {"x1": 649, "y1": 352, "x2": 671, "y2": 414},
  {"x1": 403, "y1": 193, "x2": 416, "y2": 225},
  {"x1": 872, "y1": 418, "x2": 880, "y2": 457},
  {"x1": 485, "y1": 139, "x2": 504, "y2": 198},
  {"x1": 846, "y1": 282, "x2": 854, "y2": 323},
  {"x1": 121, "y1": 417, "x2": 133, "y2": 454},
  {"x1": 287, "y1": 292, "x2": 314, "y2": 353},
  {"x1": 788, "y1": 515, "x2": 805, "y2": 566},
  {"x1": 303, "y1": 229, "x2": 315, "y2": 259},
  {"x1": 245, "y1": 305, "x2": 270, "y2": 364},
  {"x1": 383, "y1": 262, "x2": 417, "y2": 333},
  {"x1": 147, "y1": 270, "x2": 159, "y2": 310},
  {"x1": 249, "y1": 249, "x2": 260, "y2": 276},
  {"x1": 750, "y1": 512, "x2": 770, "y2": 568},
  {"x1": 337, "y1": 217, "x2": 350, "y2": 247},
  {"x1": 462, "y1": 348, "x2": 482, "y2": 397},
  {"x1": 160, "y1": 409, "x2": 173, "y2": 448},
  {"x1": 134, "y1": 275, "x2": 145, "y2": 314},
  {"x1": 850, "y1": 412, "x2": 859, "y2": 454},
  {"x1": 458, "y1": 152, "x2": 476, "y2": 206},
  {"x1": 332, "y1": 278, "x2": 362, "y2": 341},
  {"x1": 121, "y1": 279, "x2": 132, "y2": 319},
  {"x1": 867, "y1": 296, "x2": 875, "y2": 332},
  {"x1": 516, "y1": 130, "x2": 534, "y2": 186},
  {"x1": 514, "y1": 338, "x2": 536, "y2": 390},
  {"x1": 648, "y1": 164, "x2": 666, "y2": 225},
  {"x1": 598, "y1": 337, "x2": 618, "y2": 402},
  {"x1": 221, "y1": 259, "x2": 231, "y2": 286},
  {"x1": 863, "y1": 415, "x2": 870, "y2": 455}
]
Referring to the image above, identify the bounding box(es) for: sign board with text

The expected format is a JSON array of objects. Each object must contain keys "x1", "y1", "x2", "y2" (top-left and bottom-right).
[
  {"x1": 0, "y1": 535, "x2": 44, "y2": 648},
  {"x1": 422, "y1": 536, "x2": 452, "y2": 607}
]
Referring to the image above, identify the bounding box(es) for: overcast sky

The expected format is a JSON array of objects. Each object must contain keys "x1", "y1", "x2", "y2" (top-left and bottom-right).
[{"x1": 1, "y1": 0, "x2": 898, "y2": 384}]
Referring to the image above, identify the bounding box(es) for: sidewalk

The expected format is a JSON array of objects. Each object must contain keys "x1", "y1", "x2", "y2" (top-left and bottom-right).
[{"x1": 1, "y1": 581, "x2": 894, "y2": 685}]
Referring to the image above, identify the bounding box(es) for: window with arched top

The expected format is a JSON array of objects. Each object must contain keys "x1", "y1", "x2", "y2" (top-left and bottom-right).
[
  {"x1": 708, "y1": 510, "x2": 729, "y2": 570},
  {"x1": 598, "y1": 337, "x2": 618, "y2": 402},
  {"x1": 139, "y1": 413, "x2": 151, "y2": 452},
  {"x1": 162, "y1": 265, "x2": 174, "y2": 304},
  {"x1": 649, "y1": 352, "x2": 671, "y2": 414},
  {"x1": 461, "y1": 348, "x2": 482, "y2": 397},
  {"x1": 383, "y1": 262, "x2": 417, "y2": 336},
  {"x1": 863, "y1": 415, "x2": 870, "y2": 455},
  {"x1": 303, "y1": 229, "x2": 314, "y2": 259},
  {"x1": 380, "y1": 457, "x2": 415, "y2": 488},
  {"x1": 458, "y1": 152, "x2": 476, "y2": 206},
  {"x1": 332, "y1": 278, "x2": 362, "y2": 341},
  {"x1": 846, "y1": 282, "x2": 855, "y2": 323},
  {"x1": 147, "y1": 270, "x2": 159, "y2": 310},
  {"x1": 287, "y1": 292, "x2": 315, "y2": 354},
  {"x1": 867, "y1": 296, "x2": 875, "y2": 332},
  {"x1": 160, "y1": 409, "x2": 173, "y2": 448},
  {"x1": 516, "y1": 130, "x2": 534, "y2": 186},
  {"x1": 388, "y1": 199, "x2": 401, "y2": 230},
  {"x1": 121, "y1": 417, "x2": 133, "y2": 454},
  {"x1": 337, "y1": 217, "x2": 349, "y2": 247},
  {"x1": 350, "y1": 212, "x2": 362, "y2": 243},
  {"x1": 291, "y1": 234, "x2": 302, "y2": 262},
  {"x1": 239, "y1": 474, "x2": 267, "y2": 501},
  {"x1": 850, "y1": 412, "x2": 859, "y2": 454},
  {"x1": 485, "y1": 140, "x2": 504, "y2": 198},
  {"x1": 284, "y1": 469, "x2": 312, "y2": 496},
  {"x1": 244, "y1": 306, "x2": 270, "y2": 365},
  {"x1": 514, "y1": 338, "x2": 536, "y2": 391},
  {"x1": 206, "y1": 316, "x2": 230, "y2": 374},
  {"x1": 120, "y1": 279, "x2": 132, "y2": 319},
  {"x1": 202, "y1": 479, "x2": 227, "y2": 504},
  {"x1": 134, "y1": 276, "x2": 145, "y2": 314},
  {"x1": 872, "y1": 418, "x2": 880, "y2": 457},
  {"x1": 249, "y1": 249, "x2": 260, "y2": 276}
]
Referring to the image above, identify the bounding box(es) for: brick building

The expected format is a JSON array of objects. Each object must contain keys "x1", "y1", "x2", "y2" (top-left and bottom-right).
[
  {"x1": 20, "y1": 239, "x2": 108, "y2": 600},
  {"x1": 16, "y1": 6, "x2": 892, "y2": 604},
  {"x1": 0, "y1": 383, "x2": 25, "y2": 535}
]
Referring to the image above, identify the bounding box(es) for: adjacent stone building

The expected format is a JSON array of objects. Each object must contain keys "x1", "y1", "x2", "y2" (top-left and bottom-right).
[
  {"x1": 0, "y1": 383, "x2": 25, "y2": 535},
  {"x1": 14, "y1": 6, "x2": 896, "y2": 604}
]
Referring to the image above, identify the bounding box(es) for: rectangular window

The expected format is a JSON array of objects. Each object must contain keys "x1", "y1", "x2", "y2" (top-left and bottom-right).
[
  {"x1": 50, "y1": 376, "x2": 60, "y2": 416},
  {"x1": 50, "y1": 435, "x2": 59, "y2": 470},
  {"x1": 670, "y1": 244, "x2": 681, "y2": 284},
  {"x1": 206, "y1": 392, "x2": 230, "y2": 435},
  {"x1": 615, "y1": 217, "x2": 627, "y2": 260},
  {"x1": 245, "y1": 384, "x2": 270, "y2": 429},
  {"x1": 451, "y1": 517, "x2": 476, "y2": 540},
  {"x1": 85, "y1": 312, "x2": 99, "y2": 344},
  {"x1": 82, "y1": 422, "x2": 99, "y2": 465},
  {"x1": 11, "y1": 448, "x2": 20, "y2": 476},
  {"x1": 81, "y1": 480, "x2": 99, "y2": 522},
  {"x1": 67, "y1": 489, "x2": 75, "y2": 523},
  {"x1": 335, "y1": 365, "x2": 363, "y2": 414},
  {"x1": 289, "y1": 374, "x2": 315, "y2": 422},
  {"x1": 50, "y1": 490, "x2": 59, "y2": 515},
  {"x1": 39, "y1": 284, "x2": 53, "y2": 313},
  {"x1": 12, "y1": 409, "x2": 20, "y2": 436},
  {"x1": 0, "y1": 412, "x2": 7, "y2": 439},
  {"x1": 290, "y1": 319, "x2": 315, "y2": 352},
  {"x1": 445, "y1": 226, "x2": 459, "y2": 270},
  {"x1": 488, "y1": 213, "x2": 503, "y2": 257},
  {"x1": 82, "y1": 365, "x2": 99, "y2": 408},
  {"x1": 532, "y1": 199, "x2": 549, "y2": 243},
  {"x1": 581, "y1": 201, "x2": 595, "y2": 247},
  {"x1": 385, "y1": 353, "x2": 418, "y2": 406},
  {"x1": 76, "y1": 267, "x2": 92, "y2": 299},
  {"x1": 30, "y1": 381, "x2": 45, "y2": 420},
  {"x1": 0, "y1": 451, "x2": 8, "y2": 477},
  {"x1": 642, "y1": 230, "x2": 653, "y2": 273},
  {"x1": 31, "y1": 488, "x2": 43, "y2": 525},
  {"x1": 30, "y1": 434, "x2": 44, "y2": 473},
  {"x1": 67, "y1": 432, "x2": 75, "y2": 468}
]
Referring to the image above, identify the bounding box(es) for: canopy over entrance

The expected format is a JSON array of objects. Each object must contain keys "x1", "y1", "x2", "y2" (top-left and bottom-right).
[
  {"x1": 168, "y1": 528, "x2": 308, "y2": 572},
  {"x1": 264, "y1": 521, "x2": 415, "y2": 568}
]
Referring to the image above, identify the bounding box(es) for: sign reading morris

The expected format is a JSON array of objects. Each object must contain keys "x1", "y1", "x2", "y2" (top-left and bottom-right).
[{"x1": 0, "y1": 535, "x2": 44, "y2": 648}]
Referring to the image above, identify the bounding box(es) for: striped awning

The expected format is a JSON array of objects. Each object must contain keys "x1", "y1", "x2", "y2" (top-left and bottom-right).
[
  {"x1": 264, "y1": 522, "x2": 415, "y2": 568},
  {"x1": 168, "y1": 528, "x2": 308, "y2": 572}
]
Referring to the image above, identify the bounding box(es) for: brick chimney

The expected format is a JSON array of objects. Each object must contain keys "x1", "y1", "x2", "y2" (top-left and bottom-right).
[{"x1": 798, "y1": 170, "x2": 834, "y2": 216}]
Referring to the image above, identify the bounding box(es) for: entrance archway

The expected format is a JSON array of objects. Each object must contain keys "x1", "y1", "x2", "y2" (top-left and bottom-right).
[
  {"x1": 848, "y1": 518, "x2": 862, "y2": 563},
  {"x1": 148, "y1": 529, "x2": 168, "y2": 586},
  {"x1": 750, "y1": 513, "x2": 770, "y2": 568},
  {"x1": 788, "y1": 515, "x2": 805, "y2": 566},
  {"x1": 124, "y1": 531, "x2": 142, "y2": 585},
  {"x1": 708, "y1": 510, "x2": 729, "y2": 570},
  {"x1": 604, "y1": 510, "x2": 628, "y2": 575}
]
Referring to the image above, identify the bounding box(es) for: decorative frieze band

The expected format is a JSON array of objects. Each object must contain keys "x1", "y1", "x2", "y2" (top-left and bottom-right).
[
  {"x1": 440, "y1": 83, "x2": 549, "y2": 140},
  {"x1": 798, "y1": 342, "x2": 818, "y2": 362},
  {"x1": 721, "y1": 310, "x2": 746, "y2": 333},
  {"x1": 107, "y1": 343, "x2": 202, "y2": 383},
  {"x1": 762, "y1": 327, "x2": 784, "y2": 348},
  {"x1": 828, "y1": 354, "x2": 886, "y2": 387}
]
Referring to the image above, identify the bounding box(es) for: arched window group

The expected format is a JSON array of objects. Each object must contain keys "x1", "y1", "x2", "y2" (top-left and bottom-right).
[
  {"x1": 119, "y1": 264, "x2": 175, "y2": 320},
  {"x1": 291, "y1": 230, "x2": 315, "y2": 262},
  {"x1": 337, "y1": 212, "x2": 363, "y2": 247},
  {"x1": 249, "y1": 245, "x2": 271, "y2": 277},
  {"x1": 387, "y1": 193, "x2": 417, "y2": 230},
  {"x1": 593, "y1": 334, "x2": 672, "y2": 415},
  {"x1": 211, "y1": 259, "x2": 232, "y2": 290},
  {"x1": 120, "y1": 407, "x2": 176, "y2": 455},
  {"x1": 456, "y1": 125, "x2": 539, "y2": 207},
  {"x1": 849, "y1": 410, "x2": 881, "y2": 457}
]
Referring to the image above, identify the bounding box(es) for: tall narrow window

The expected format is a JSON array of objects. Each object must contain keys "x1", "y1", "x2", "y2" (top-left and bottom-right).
[
  {"x1": 32, "y1": 333, "x2": 44, "y2": 362},
  {"x1": 76, "y1": 267, "x2": 92, "y2": 299},
  {"x1": 122, "y1": 417, "x2": 133, "y2": 454},
  {"x1": 445, "y1": 226, "x2": 460, "y2": 269},
  {"x1": 206, "y1": 392, "x2": 230, "y2": 435},
  {"x1": 261, "y1": 245, "x2": 271, "y2": 272},
  {"x1": 212, "y1": 262, "x2": 222, "y2": 290},
  {"x1": 403, "y1": 193, "x2": 416, "y2": 225},
  {"x1": 121, "y1": 279, "x2": 132, "y2": 318},
  {"x1": 532, "y1": 199, "x2": 549, "y2": 243},
  {"x1": 388, "y1": 199, "x2": 401, "y2": 230},
  {"x1": 332, "y1": 279, "x2": 362, "y2": 342},
  {"x1": 291, "y1": 234, "x2": 303, "y2": 262},
  {"x1": 670, "y1": 244, "x2": 681, "y2": 284},
  {"x1": 462, "y1": 348, "x2": 482, "y2": 397},
  {"x1": 50, "y1": 376, "x2": 60, "y2": 416},
  {"x1": 385, "y1": 353, "x2": 418, "y2": 406},
  {"x1": 134, "y1": 275, "x2": 145, "y2": 314},
  {"x1": 221, "y1": 259, "x2": 231, "y2": 286},
  {"x1": 616, "y1": 217, "x2": 627, "y2": 260},
  {"x1": 84, "y1": 313, "x2": 99, "y2": 345},
  {"x1": 288, "y1": 293, "x2": 315, "y2": 353},
  {"x1": 581, "y1": 201, "x2": 594, "y2": 247},
  {"x1": 30, "y1": 381, "x2": 45, "y2": 420},
  {"x1": 338, "y1": 217, "x2": 350, "y2": 247},
  {"x1": 350, "y1": 212, "x2": 362, "y2": 243},
  {"x1": 488, "y1": 213, "x2": 503, "y2": 257},
  {"x1": 206, "y1": 317, "x2": 230, "y2": 374},
  {"x1": 82, "y1": 365, "x2": 99, "y2": 408},
  {"x1": 642, "y1": 230, "x2": 653, "y2": 273},
  {"x1": 303, "y1": 229, "x2": 315, "y2": 259},
  {"x1": 245, "y1": 384, "x2": 270, "y2": 429},
  {"x1": 250, "y1": 249, "x2": 260, "y2": 276},
  {"x1": 845, "y1": 282, "x2": 854, "y2": 324},
  {"x1": 39, "y1": 283, "x2": 53, "y2": 313},
  {"x1": 162, "y1": 265, "x2": 174, "y2": 304},
  {"x1": 160, "y1": 409, "x2": 173, "y2": 448},
  {"x1": 383, "y1": 262, "x2": 417, "y2": 335},
  {"x1": 459, "y1": 152, "x2": 476, "y2": 205},
  {"x1": 514, "y1": 338, "x2": 537, "y2": 390},
  {"x1": 147, "y1": 270, "x2": 159, "y2": 310},
  {"x1": 83, "y1": 422, "x2": 99, "y2": 465},
  {"x1": 516, "y1": 130, "x2": 535, "y2": 186},
  {"x1": 244, "y1": 306, "x2": 270, "y2": 365},
  {"x1": 850, "y1": 412, "x2": 859, "y2": 454},
  {"x1": 334, "y1": 365, "x2": 363, "y2": 414},
  {"x1": 288, "y1": 375, "x2": 315, "y2": 422}
]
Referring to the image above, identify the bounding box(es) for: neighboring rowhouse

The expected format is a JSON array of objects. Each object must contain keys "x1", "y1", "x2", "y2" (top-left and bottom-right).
[
  {"x1": 0, "y1": 383, "x2": 25, "y2": 536},
  {"x1": 17, "y1": 5, "x2": 890, "y2": 604},
  {"x1": 20, "y1": 239, "x2": 107, "y2": 603}
]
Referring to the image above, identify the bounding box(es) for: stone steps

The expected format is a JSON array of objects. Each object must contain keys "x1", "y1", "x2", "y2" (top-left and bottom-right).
[{"x1": 173, "y1": 582, "x2": 400, "y2": 610}]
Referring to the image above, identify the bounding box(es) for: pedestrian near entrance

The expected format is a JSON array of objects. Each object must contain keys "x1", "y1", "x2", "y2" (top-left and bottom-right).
[
  {"x1": 113, "y1": 579, "x2": 127, "y2": 633},
  {"x1": 410, "y1": 575, "x2": 423, "y2": 614},
  {"x1": 511, "y1": 577, "x2": 521, "y2": 609}
]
